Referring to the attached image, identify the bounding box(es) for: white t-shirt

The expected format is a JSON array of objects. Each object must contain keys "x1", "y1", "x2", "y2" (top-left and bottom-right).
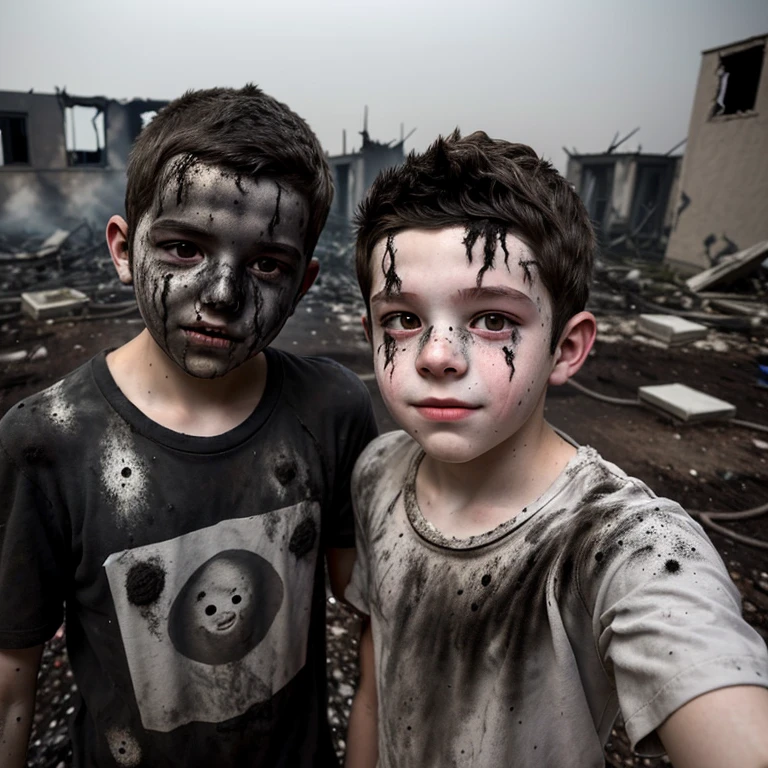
[{"x1": 346, "y1": 431, "x2": 768, "y2": 768}]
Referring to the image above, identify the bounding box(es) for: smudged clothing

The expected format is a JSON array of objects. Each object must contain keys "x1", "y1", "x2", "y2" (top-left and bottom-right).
[
  {"x1": 346, "y1": 430, "x2": 768, "y2": 767},
  {"x1": 0, "y1": 349, "x2": 377, "y2": 768}
]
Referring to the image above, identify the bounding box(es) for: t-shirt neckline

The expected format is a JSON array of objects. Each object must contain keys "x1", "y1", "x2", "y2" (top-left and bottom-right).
[
  {"x1": 402, "y1": 441, "x2": 593, "y2": 550},
  {"x1": 90, "y1": 347, "x2": 283, "y2": 454}
]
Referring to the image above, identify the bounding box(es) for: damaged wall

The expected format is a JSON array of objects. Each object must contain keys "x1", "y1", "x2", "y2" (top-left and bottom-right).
[
  {"x1": 0, "y1": 90, "x2": 166, "y2": 234},
  {"x1": 665, "y1": 34, "x2": 768, "y2": 274},
  {"x1": 566, "y1": 152, "x2": 681, "y2": 248}
]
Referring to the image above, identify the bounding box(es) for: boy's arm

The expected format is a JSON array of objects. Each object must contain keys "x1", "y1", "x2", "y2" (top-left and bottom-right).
[
  {"x1": 345, "y1": 619, "x2": 378, "y2": 768},
  {"x1": 658, "y1": 685, "x2": 768, "y2": 768},
  {"x1": 0, "y1": 645, "x2": 43, "y2": 768},
  {"x1": 326, "y1": 547, "x2": 357, "y2": 601}
]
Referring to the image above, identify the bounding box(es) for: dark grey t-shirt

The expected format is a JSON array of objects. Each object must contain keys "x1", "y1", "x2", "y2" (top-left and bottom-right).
[
  {"x1": 0, "y1": 348, "x2": 377, "y2": 768},
  {"x1": 347, "y1": 431, "x2": 768, "y2": 768}
]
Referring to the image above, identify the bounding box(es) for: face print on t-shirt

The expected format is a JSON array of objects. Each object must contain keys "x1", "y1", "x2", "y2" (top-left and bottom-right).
[{"x1": 168, "y1": 549, "x2": 283, "y2": 665}]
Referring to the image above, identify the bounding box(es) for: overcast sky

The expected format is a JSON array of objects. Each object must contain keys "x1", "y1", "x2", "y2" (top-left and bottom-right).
[{"x1": 2, "y1": 0, "x2": 766, "y2": 171}]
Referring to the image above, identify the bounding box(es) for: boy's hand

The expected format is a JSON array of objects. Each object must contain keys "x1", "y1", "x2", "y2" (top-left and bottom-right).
[
  {"x1": 0, "y1": 645, "x2": 43, "y2": 768},
  {"x1": 658, "y1": 685, "x2": 768, "y2": 767}
]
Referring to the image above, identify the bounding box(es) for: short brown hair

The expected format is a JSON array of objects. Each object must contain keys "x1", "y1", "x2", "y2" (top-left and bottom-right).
[
  {"x1": 355, "y1": 130, "x2": 594, "y2": 352},
  {"x1": 125, "y1": 85, "x2": 333, "y2": 259}
]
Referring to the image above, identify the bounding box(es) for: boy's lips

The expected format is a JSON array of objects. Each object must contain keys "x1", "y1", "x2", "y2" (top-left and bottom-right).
[
  {"x1": 182, "y1": 324, "x2": 241, "y2": 349},
  {"x1": 413, "y1": 398, "x2": 479, "y2": 422}
]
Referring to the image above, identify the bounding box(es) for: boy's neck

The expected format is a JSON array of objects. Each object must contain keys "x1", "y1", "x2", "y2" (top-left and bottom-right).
[
  {"x1": 415, "y1": 409, "x2": 577, "y2": 539},
  {"x1": 106, "y1": 329, "x2": 269, "y2": 437}
]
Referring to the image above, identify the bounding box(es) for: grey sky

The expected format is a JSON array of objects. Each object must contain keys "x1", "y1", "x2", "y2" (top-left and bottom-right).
[{"x1": 1, "y1": 0, "x2": 766, "y2": 171}]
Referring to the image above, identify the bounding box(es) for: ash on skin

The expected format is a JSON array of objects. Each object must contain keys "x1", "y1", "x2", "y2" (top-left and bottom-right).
[
  {"x1": 125, "y1": 159, "x2": 310, "y2": 380},
  {"x1": 368, "y1": 226, "x2": 553, "y2": 465}
]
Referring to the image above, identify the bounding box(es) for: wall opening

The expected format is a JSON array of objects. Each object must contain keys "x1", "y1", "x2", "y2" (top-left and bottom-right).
[
  {"x1": 64, "y1": 105, "x2": 106, "y2": 166},
  {"x1": 580, "y1": 163, "x2": 613, "y2": 230},
  {"x1": 0, "y1": 113, "x2": 30, "y2": 165},
  {"x1": 713, "y1": 44, "x2": 765, "y2": 116},
  {"x1": 334, "y1": 163, "x2": 351, "y2": 218}
]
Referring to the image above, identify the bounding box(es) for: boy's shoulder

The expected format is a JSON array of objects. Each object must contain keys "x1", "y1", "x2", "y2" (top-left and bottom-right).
[
  {"x1": 353, "y1": 430, "x2": 414, "y2": 477},
  {"x1": 0, "y1": 355, "x2": 97, "y2": 445}
]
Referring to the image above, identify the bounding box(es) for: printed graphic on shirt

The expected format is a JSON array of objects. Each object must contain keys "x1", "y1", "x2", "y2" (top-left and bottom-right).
[{"x1": 104, "y1": 501, "x2": 320, "y2": 732}]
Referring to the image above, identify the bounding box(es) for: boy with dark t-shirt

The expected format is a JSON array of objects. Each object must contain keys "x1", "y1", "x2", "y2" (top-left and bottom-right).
[
  {"x1": 0, "y1": 86, "x2": 377, "y2": 768},
  {"x1": 343, "y1": 131, "x2": 768, "y2": 768}
]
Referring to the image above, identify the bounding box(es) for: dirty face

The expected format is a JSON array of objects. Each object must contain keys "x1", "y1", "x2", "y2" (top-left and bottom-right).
[
  {"x1": 130, "y1": 159, "x2": 310, "y2": 378},
  {"x1": 168, "y1": 550, "x2": 283, "y2": 665},
  {"x1": 369, "y1": 226, "x2": 557, "y2": 464}
]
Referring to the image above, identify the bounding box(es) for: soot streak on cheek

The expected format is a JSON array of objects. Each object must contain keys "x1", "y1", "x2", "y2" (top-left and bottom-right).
[
  {"x1": 246, "y1": 285, "x2": 266, "y2": 358},
  {"x1": 501, "y1": 345, "x2": 515, "y2": 380},
  {"x1": 380, "y1": 332, "x2": 397, "y2": 377},
  {"x1": 382, "y1": 234, "x2": 402, "y2": 296},
  {"x1": 160, "y1": 273, "x2": 173, "y2": 349},
  {"x1": 268, "y1": 183, "x2": 282, "y2": 237},
  {"x1": 455, "y1": 327, "x2": 473, "y2": 363}
]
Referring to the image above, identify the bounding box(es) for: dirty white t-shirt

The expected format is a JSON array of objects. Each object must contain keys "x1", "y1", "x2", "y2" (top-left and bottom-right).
[{"x1": 346, "y1": 431, "x2": 768, "y2": 768}]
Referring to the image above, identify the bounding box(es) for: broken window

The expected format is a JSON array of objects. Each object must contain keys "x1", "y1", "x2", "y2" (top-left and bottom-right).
[
  {"x1": 64, "y1": 105, "x2": 106, "y2": 166},
  {"x1": 712, "y1": 44, "x2": 764, "y2": 116},
  {"x1": 0, "y1": 113, "x2": 30, "y2": 165}
]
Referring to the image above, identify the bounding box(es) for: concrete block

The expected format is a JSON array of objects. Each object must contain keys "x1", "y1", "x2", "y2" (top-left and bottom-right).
[
  {"x1": 638, "y1": 383, "x2": 736, "y2": 422},
  {"x1": 637, "y1": 314, "x2": 708, "y2": 345},
  {"x1": 21, "y1": 288, "x2": 89, "y2": 320}
]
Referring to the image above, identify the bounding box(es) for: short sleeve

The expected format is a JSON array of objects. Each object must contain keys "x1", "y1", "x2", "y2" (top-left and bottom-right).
[
  {"x1": 0, "y1": 439, "x2": 67, "y2": 648},
  {"x1": 343, "y1": 441, "x2": 379, "y2": 615},
  {"x1": 591, "y1": 502, "x2": 768, "y2": 755},
  {"x1": 323, "y1": 368, "x2": 378, "y2": 550}
]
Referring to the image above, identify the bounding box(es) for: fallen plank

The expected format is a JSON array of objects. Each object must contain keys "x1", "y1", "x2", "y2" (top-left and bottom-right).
[{"x1": 686, "y1": 239, "x2": 768, "y2": 292}]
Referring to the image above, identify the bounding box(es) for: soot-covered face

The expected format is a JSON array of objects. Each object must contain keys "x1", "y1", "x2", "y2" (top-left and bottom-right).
[
  {"x1": 130, "y1": 160, "x2": 311, "y2": 378},
  {"x1": 369, "y1": 226, "x2": 558, "y2": 464}
]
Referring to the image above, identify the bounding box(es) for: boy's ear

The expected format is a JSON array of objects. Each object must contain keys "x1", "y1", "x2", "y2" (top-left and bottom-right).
[
  {"x1": 548, "y1": 311, "x2": 597, "y2": 386},
  {"x1": 106, "y1": 215, "x2": 133, "y2": 285},
  {"x1": 361, "y1": 315, "x2": 372, "y2": 344}
]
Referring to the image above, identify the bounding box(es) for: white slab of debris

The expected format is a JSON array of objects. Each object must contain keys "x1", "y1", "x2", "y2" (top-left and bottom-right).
[
  {"x1": 686, "y1": 239, "x2": 768, "y2": 292},
  {"x1": 637, "y1": 314, "x2": 708, "y2": 345},
  {"x1": 21, "y1": 288, "x2": 89, "y2": 320},
  {"x1": 638, "y1": 383, "x2": 736, "y2": 422}
]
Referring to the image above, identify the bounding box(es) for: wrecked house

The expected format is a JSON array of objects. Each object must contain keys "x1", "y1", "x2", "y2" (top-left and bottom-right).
[
  {"x1": 0, "y1": 89, "x2": 167, "y2": 232},
  {"x1": 665, "y1": 34, "x2": 768, "y2": 274},
  {"x1": 327, "y1": 114, "x2": 408, "y2": 223},
  {"x1": 566, "y1": 142, "x2": 682, "y2": 253}
]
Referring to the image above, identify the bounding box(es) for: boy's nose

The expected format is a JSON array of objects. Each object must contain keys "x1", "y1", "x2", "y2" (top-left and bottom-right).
[
  {"x1": 200, "y1": 266, "x2": 244, "y2": 313},
  {"x1": 415, "y1": 331, "x2": 469, "y2": 378}
]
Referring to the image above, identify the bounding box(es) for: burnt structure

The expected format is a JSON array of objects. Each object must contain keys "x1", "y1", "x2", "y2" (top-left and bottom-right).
[
  {"x1": 0, "y1": 89, "x2": 167, "y2": 232},
  {"x1": 665, "y1": 34, "x2": 768, "y2": 274},
  {"x1": 566, "y1": 148, "x2": 682, "y2": 254}
]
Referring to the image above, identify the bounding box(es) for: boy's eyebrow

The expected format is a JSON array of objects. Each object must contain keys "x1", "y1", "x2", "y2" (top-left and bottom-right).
[
  {"x1": 370, "y1": 290, "x2": 419, "y2": 306},
  {"x1": 149, "y1": 218, "x2": 303, "y2": 260},
  {"x1": 457, "y1": 286, "x2": 534, "y2": 303}
]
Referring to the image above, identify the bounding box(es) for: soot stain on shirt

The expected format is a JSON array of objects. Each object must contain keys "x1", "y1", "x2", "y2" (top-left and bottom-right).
[
  {"x1": 288, "y1": 517, "x2": 317, "y2": 559},
  {"x1": 274, "y1": 457, "x2": 297, "y2": 486},
  {"x1": 382, "y1": 234, "x2": 402, "y2": 297},
  {"x1": 125, "y1": 559, "x2": 166, "y2": 606}
]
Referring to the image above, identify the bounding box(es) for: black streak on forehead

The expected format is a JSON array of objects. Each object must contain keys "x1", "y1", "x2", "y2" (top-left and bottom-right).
[
  {"x1": 501, "y1": 345, "x2": 515, "y2": 380},
  {"x1": 174, "y1": 154, "x2": 198, "y2": 208},
  {"x1": 234, "y1": 173, "x2": 245, "y2": 194},
  {"x1": 268, "y1": 183, "x2": 282, "y2": 237},
  {"x1": 382, "y1": 234, "x2": 402, "y2": 297},
  {"x1": 518, "y1": 258, "x2": 537, "y2": 286},
  {"x1": 462, "y1": 227, "x2": 480, "y2": 265}
]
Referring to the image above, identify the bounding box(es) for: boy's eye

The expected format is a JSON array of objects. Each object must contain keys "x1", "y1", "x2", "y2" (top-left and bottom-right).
[
  {"x1": 164, "y1": 241, "x2": 201, "y2": 260},
  {"x1": 383, "y1": 313, "x2": 421, "y2": 331},
  {"x1": 252, "y1": 257, "x2": 289, "y2": 277},
  {"x1": 471, "y1": 313, "x2": 513, "y2": 332}
]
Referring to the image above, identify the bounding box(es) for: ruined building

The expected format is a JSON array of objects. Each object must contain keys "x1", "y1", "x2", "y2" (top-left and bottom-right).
[
  {"x1": 0, "y1": 89, "x2": 167, "y2": 232},
  {"x1": 665, "y1": 34, "x2": 768, "y2": 273},
  {"x1": 565, "y1": 137, "x2": 682, "y2": 254}
]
